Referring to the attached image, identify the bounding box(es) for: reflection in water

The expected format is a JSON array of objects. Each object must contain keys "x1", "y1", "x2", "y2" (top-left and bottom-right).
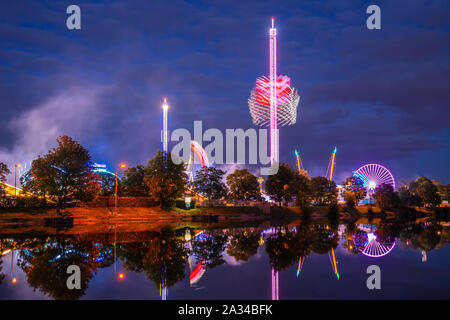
[{"x1": 0, "y1": 217, "x2": 448, "y2": 299}]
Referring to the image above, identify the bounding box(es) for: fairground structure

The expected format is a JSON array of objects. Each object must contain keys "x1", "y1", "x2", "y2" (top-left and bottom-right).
[
  {"x1": 248, "y1": 18, "x2": 300, "y2": 167},
  {"x1": 353, "y1": 163, "x2": 396, "y2": 205}
]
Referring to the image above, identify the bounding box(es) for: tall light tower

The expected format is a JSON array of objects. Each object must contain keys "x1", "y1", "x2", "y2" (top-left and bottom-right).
[
  {"x1": 269, "y1": 18, "x2": 278, "y2": 165},
  {"x1": 271, "y1": 268, "x2": 279, "y2": 300},
  {"x1": 248, "y1": 18, "x2": 300, "y2": 169},
  {"x1": 162, "y1": 98, "x2": 169, "y2": 153}
]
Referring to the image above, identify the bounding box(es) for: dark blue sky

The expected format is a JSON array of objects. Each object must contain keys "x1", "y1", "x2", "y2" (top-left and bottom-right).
[{"x1": 0, "y1": 0, "x2": 449, "y2": 184}]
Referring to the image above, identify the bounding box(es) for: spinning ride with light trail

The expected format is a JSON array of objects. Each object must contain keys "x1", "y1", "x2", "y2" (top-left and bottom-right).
[
  {"x1": 353, "y1": 164, "x2": 395, "y2": 191},
  {"x1": 185, "y1": 140, "x2": 210, "y2": 182},
  {"x1": 248, "y1": 18, "x2": 300, "y2": 166}
]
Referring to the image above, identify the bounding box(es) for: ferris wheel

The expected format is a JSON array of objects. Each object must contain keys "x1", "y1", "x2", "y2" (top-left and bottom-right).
[
  {"x1": 353, "y1": 163, "x2": 395, "y2": 191},
  {"x1": 353, "y1": 232, "x2": 396, "y2": 258}
]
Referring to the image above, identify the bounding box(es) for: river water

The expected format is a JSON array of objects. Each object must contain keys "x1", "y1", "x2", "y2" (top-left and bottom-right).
[{"x1": 0, "y1": 218, "x2": 449, "y2": 299}]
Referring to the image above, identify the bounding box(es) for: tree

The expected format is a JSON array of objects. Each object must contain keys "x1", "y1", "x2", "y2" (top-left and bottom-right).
[
  {"x1": 397, "y1": 186, "x2": 421, "y2": 207},
  {"x1": 290, "y1": 173, "x2": 311, "y2": 208},
  {"x1": 441, "y1": 184, "x2": 450, "y2": 202},
  {"x1": 265, "y1": 228, "x2": 303, "y2": 271},
  {"x1": 409, "y1": 176, "x2": 432, "y2": 193},
  {"x1": 265, "y1": 163, "x2": 297, "y2": 206},
  {"x1": 416, "y1": 180, "x2": 441, "y2": 207},
  {"x1": 226, "y1": 232, "x2": 260, "y2": 262},
  {"x1": 0, "y1": 256, "x2": 5, "y2": 286},
  {"x1": 192, "y1": 166, "x2": 227, "y2": 200},
  {"x1": 0, "y1": 162, "x2": 10, "y2": 183},
  {"x1": 342, "y1": 176, "x2": 366, "y2": 207},
  {"x1": 408, "y1": 176, "x2": 441, "y2": 207},
  {"x1": 310, "y1": 225, "x2": 339, "y2": 254},
  {"x1": 433, "y1": 180, "x2": 450, "y2": 202},
  {"x1": 373, "y1": 183, "x2": 399, "y2": 209},
  {"x1": 226, "y1": 169, "x2": 261, "y2": 200},
  {"x1": 0, "y1": 162, "x2": 11, "y2": 200},
  {"x1": 192, "y1": 233, "x2": 228, "y2": 269},
  {"x1": 21, "y1": 136, "x2": 100, "y2": 212},
  {"x1": 143, "y1": 151, "x2": 187, "y2": 207},
  {"x1": 121, "y1": 165, "x2": 148, "y2": 196},
  {"x1": 17, "y1": 237, "x2": 99, "y2": 299},
  {"x1": 310, "y1": 176, "x2": 337, "y2": 205},
  {"x1": 98, "y1": 173, "x2": 116, "y2": 196}
]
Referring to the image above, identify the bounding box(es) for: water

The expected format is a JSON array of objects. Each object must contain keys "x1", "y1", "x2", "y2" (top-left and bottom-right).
[{"x1": 0, "y1": 218, "x2": 449, "y2": 299}]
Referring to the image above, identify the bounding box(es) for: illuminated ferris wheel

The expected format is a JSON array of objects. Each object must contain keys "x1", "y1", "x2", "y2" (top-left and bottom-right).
[
  {"x1": 353, "y1": 232, "x2": 396, "y2": 258},
  {"x1": 353, "y1": 163, "x2": 395, "y2": 191}
]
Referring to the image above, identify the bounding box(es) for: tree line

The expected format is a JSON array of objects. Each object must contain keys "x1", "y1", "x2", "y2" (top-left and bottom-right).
[{"x1": 0, "y1": 135, "x2": 448, "y2": 212}]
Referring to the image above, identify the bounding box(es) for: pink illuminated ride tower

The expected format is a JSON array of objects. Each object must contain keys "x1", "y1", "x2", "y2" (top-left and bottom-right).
[{"x1": 248, "y1": 18, "x2": 300, "y2": 166}]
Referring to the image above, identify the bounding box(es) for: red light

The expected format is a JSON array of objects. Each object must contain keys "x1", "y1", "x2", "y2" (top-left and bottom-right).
[
  {"x1": 255, "y1": 75, "x2": 293, "y2": 107},
  {"x1": 118, "y1": 273, "x2": 125, "y2": 280},
  {"x1": 120, "y1": 163, "x2": 126, "y2": 169}
]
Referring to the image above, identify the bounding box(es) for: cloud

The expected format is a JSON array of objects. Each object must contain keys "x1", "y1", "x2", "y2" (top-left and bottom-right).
[{"x1": 0, "y1": 86, "x2": 106, "y2": 183}]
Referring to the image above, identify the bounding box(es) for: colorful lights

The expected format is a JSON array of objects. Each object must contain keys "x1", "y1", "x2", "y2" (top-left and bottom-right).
[
  {"x1": 296, "y1": 256, "x2": 304, "y2": 278},
  {"x1": 294, "y1": 149, "x2": 302, "y2": 173},
  {"x1": 1, "y1": 249, "x2": 11, "y2": 256},
  {"x1": 258, "y1": 176, "x2": 264, "y2": 193},
  {"x1": 270, "y1": 17, "x2": 277, "y2": 166},
  {"x1": 258, "y1": 236, "x2": 264, "y2": 246},
  {"x1": 186, "y1": 140, "x2": 210, "y2": 182},
  {"x1": 189, "y1": 261, "x2": 206, "y2": 286},
  {"x1": 331, "y1": 248, "x2": 339, "y2": 280},
  {"x1": 162, "y1": 97, "x2": 169, "y2": 152},
  {"x1": 352, "y1": 231, "x2": 396, "y2": 258},
  {"x1": 115, "y1": 163, "x2": 127, "y2": 213},
  {"x1": 250, "y1": 76, "x2": 299, "y2": 127},
  {"x1": 353, "y1": 163, "x2": 395, "y2": 191},
  {"x1": 326, "y1": 146, "x2": 337, "y2": 181},
  {"x1": 271, "y1": 268, "x2": 279, "y2": 300},
  {"x1": 248, "y1": 18, "x2": 300, "y2": 166}
]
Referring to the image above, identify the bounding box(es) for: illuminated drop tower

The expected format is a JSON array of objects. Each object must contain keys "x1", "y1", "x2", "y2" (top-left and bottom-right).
[
  {"x1": 162, "y1": 98, "x2": 169, "y2": 152},
  {"x1": 269, "y1": 18, "x2": 278, "y2": 165},
  {"x1": 248, "y1": 18, "x2": 300, "y2": 169},
  {"x1": 271, "y1": 268, "x2": 279, "y2": 300}
]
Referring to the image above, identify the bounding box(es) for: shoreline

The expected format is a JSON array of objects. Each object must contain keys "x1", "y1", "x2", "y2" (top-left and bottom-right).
[{"x1": 0, "y1": 205, "x2": 443, "y2": 234}]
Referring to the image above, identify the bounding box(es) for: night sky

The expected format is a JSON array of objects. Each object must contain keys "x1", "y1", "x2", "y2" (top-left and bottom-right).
[{"x1": 0, "y1": 0, "x2": 449, "y2": 185}]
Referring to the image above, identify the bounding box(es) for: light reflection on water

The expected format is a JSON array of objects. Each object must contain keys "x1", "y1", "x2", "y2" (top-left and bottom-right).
[{"x1": 0, "y1": 219, "x2": 449, "y2": 300}]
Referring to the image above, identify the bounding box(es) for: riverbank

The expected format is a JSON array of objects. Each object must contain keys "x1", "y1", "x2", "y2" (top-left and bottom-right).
[{"x1": 0, "y1": 204, "x2": 441, "y2": 231}]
